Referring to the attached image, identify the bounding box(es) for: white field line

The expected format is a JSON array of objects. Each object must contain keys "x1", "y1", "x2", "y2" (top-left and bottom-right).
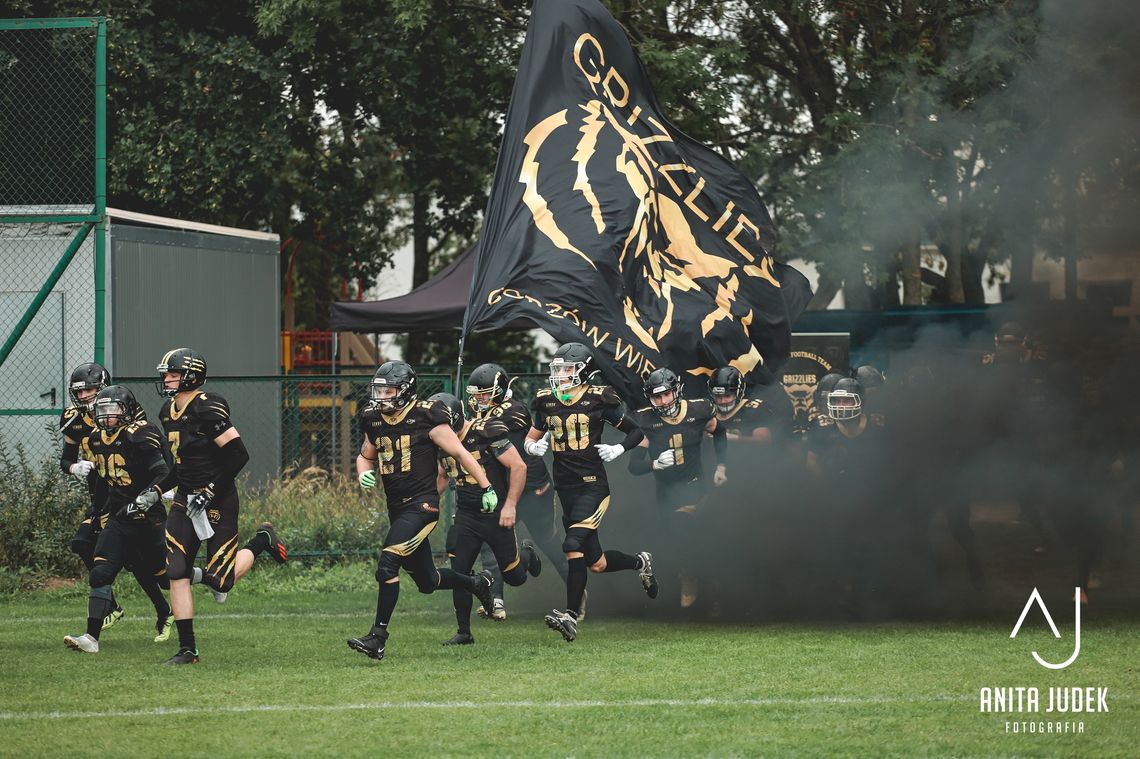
[
  {"x1": 0, "y1": 695, "x2": 977, "y2": 721},
  {"x1": 0, "y1": 610, "x2": 432, "y2": 625}
]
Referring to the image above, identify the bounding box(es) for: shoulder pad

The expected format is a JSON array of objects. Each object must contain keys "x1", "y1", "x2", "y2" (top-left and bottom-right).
[{"x1": 535, "y1": 388, "x2": 552, "y2": 398}]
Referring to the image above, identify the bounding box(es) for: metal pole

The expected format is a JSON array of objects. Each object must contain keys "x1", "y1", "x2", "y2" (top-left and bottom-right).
[
  {"x1": 0, "y1": 224, "x2": 93, "y2": 369},
  {"x1": 93, "y1": 19, "x2": 107, "y2": 365},
  {"x1": 455, "y1": 334, "x2": 465, "y2": 394},
  {"x1": 331, "y1": 332, "x2": 338, "y2": 473}
]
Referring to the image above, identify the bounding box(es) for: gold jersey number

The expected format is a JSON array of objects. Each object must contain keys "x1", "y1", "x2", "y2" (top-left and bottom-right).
[
  {"x1": 548, "y1": 413, "x2": 590, "y2": 452},
  {"x1": 379, "y1": 434, "x2": 412, "y2": 475},
  {"x1": 669, "y1": 433, "x2": 686, "y2": 466},
  {"x1": 95, "y1": 453, "x2": 131, "y2": 486},
  {"x1": 167, "y1": 432, "x2": 181, "y2": 464}
]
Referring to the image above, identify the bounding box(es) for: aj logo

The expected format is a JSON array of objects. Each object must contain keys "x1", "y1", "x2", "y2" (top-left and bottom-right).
[{"x1": 1010, "y1": 587, "x2": 1081, "y2": 670}]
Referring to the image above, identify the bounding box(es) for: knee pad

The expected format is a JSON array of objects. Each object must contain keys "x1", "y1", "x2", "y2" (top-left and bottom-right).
[
  {"x1": 88, "y1": 584, "x2": 115, "y2": 621},
  {"x1": 165, "y1": 552, "x2": 194, "y2": 582},
  {"x1": 203, "y1": 567, "x2": 236, "y2": 594},
  {"x1": 88, "y1": 562, "x2": 118, "y2": 589},
  {"x1": 70, "y1": 522, "x2": 95, "y2": 559},
  {"x1": 375, "y1": 552, "x2": 402, "y2": 584},
  {"x1": 562, "y1": 530, "x2": 586, "y2": 556},
  {"x1": 503, "y1": 564, "x2": 528, "y2": 587}
]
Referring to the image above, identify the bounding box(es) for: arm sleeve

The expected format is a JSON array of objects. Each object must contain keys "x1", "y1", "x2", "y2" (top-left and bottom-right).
[
  {"x1": 615, "y1": 415, "x2": 645, "y2": 450},
  {"x1": 713, "y1": 423, "x2": 727, "y2": 465},
  {"x1": 627, "y1": 446, "x2": 652, "y2": 476},
  {"x1": 213, "y1": 436, "x2": 250, "y2": 491},
  {"x1": 141, "y1": 451, "x2": 170, "y2": 493},
  {"x1": 60, "y1": 440, "x2": 79, "y2": 475}
]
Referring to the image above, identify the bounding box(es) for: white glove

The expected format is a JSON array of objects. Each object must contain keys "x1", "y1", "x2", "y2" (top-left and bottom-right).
[
  {"x1": 714, "y1": 463, "x2": 728, "y2": 486},
  {"x1": 524, "y1": 433, "x2": 550, "y2": 457},
  {"x1": 161, "y1": 489, "x2": 176, "y2": 503},
  {"x1": 652, "y1": 449, "x2": 676, "y2": 471},
  {"x1": 69, "y1": 460, "x2": 95, "y2": 478},
  {"x1": 595, "y1": 443, "x2": 625, "y2": 462},
  {"x1": 186, "y1": 491, "x2": 216, "y2": 540},
  {"x1": 124, "y1": 487, "x2": 161, "y2": 517}
]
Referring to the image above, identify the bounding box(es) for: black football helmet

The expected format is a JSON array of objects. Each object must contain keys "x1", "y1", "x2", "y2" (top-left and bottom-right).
[
  {"x1": 371, "y1": 361, "x2": 417, "y2": 412},
  {"x1": 156, "y1": 348, "x2": 207, "y2": 397},
  {"x1": 466, "y1": 363, "x2": 512, "y2": 414},
  {"x1": 853, "y1": 365, "x2": 885, "y2": 392},
  {"x1": 827, "y1": 377, "x2": 864, "y2": 421},
  {"x1": 644, "y1": 367, "x2": 682, "y2": 418},
  {"x1": 93, "y1": 385, "x2": 144, "y2": 431},
  {"x1": 708, "y1": 366, "x2": 745, "y2": 414},
  {"x1": 68, "y1": 362, "x2": 110, "y2": 412},
  {"x1": 428, "y1": 392, "x2": 465, "y2": 432},
  {"x1": 549, "y1": 343, "x2": 594, "y2": 395},
  {"x1": 814, "y1": 372, "x2": 844, "y2": 410}
]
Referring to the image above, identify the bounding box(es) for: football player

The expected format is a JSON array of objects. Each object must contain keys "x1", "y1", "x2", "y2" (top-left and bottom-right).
[
  {"x1": 812, "y1": 373, "x2": 844, "y2": 430},
  {"x1": 432, "y1": 393, "x2": 541, "y2": 646},
  {"x1": 466, "y1": 362, "x2": 569, "y2": 615},
  {"x1": 627, "y1": 368, "x2": 726, "y2": 608},
  {"x1": 157, "y1": 348, "x2": 288, "y2": 665},
  {"x1": 524, "y1": 343, "x2": 656, "y2": 643},
  {"x1": 348, "y1": 362, "x2": 497, "y2": 661},
  {"x1": 63, "y1": 386, "x2": 172, "y2": 652},
  {"x1": 59, "y1": 363, "x2": 123, "y2": 628},
  {"x1": 708, "y1": 366, "x2": 780, "y2": 444}
]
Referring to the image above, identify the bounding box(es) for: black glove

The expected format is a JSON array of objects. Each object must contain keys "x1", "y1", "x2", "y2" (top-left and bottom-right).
[{"x1": 186, "y1": 483, "x2": 216, "y2": 515}]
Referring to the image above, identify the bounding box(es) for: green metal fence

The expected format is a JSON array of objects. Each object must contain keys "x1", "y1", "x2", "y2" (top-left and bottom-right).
[{"x1": 0, "y1": 17, "x2": 106, "y2": 464}]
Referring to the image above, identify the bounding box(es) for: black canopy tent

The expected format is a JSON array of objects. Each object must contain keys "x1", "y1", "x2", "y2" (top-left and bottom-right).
[{"x1": 328, "y1": 245, "x2": 534, "y2": 333}]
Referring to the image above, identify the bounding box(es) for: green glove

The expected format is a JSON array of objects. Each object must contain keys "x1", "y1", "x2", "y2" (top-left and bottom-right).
[
  {"x1": 481, "y1": 486, "x2": 499, "y2": 513},
  {"x1": 358, "y1": 470, "x2": 376, "y2": 490}
]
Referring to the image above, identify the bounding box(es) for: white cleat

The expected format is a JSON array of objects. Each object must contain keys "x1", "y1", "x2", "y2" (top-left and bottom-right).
[
  {"x1": 210, "y1": 588, "x2": 228, "y2": 604},
  {"x1": 64, "y1": 633, "x2": 100, "y2": 653}
]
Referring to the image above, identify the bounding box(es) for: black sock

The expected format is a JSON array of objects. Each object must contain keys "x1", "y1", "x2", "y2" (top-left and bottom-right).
[
  {"x1": 567, "y1": 557, "x2": 587, "y2": 616},
  {"x1": 374, "y1": 581, "x2": 400, "y2": 629},
  {"x1": 175, "y1": 618, "x2": 195, "y2": 651},
  {"x1": 243, "y1": 530, "x2": 271, "y2": 557},
  {"x1": 85, "y1": 617, "x2": 102, "y2": 639},
  {"x1": 435, "y1": 568, "x2": 469, "y2": 591},
  {"x1": 602, "y1": 550, "x2": 639, "y2": 573}
]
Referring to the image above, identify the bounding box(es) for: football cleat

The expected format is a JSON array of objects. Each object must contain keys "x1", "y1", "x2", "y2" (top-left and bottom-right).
[
  {"x1": 154, "y1": 614, "x2": 173, "y2": 643},
  {"x1": 523, "y1": 540, "x2": 542, "y2": 578},
  {"x1": 256, "y1": 521, "x2": 288, "y2": 564},
  {"x1": 101, "y1": 605, "x2": 124, "y2": 631},
  {"x1": 544, "y1": 609, "x2": 577, "y2": 643},
  {"x1": 442, "y1": 632, "x2": 475, "y2": 646},
  {"x1": 476, "y1": 598, "x2": 507, "y2": 621},
  {"x1": 209, "y1": 586, "x2": 228, "y2": 604},
  {"x1": 163, "y1": 648, "x2": 199, "y2": 665},
  {"x1": 470, "y1": 570, "x2": 496, "y2": 615},
  {"x1": 637, "y1": 551, "x2": 659, "y2": 599},
  {"x1": 64, "y1": 633, "x2": 99, "y2": 653},
  {"x1": 347, "y1": 626, "x2": 388, "y2": 660}
]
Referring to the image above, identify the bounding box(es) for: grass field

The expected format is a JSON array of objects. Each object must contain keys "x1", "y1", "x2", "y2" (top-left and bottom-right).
[{"x1": 1, "y1": 564, "x2": 1136, "y2": 758}]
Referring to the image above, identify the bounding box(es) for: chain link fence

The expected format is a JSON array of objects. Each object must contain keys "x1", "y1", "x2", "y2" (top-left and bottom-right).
[{"x1": 0, "y1": 18, "x2": 105, "y2": 465}]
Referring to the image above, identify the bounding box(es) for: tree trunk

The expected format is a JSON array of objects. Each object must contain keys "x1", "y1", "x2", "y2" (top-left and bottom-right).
[
  {"x1": 403, "y1": 191, "x2": 431, "y2": 365},
  {"x1": 945, "y1": 159, "x2": 965, "y2": 304},
  {"x1": 900, "y1": 228, "x2": 923, "y2": 306}
]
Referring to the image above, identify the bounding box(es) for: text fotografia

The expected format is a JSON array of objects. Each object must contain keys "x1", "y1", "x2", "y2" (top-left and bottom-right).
[{"x1": 980, "y1": 687, "x2": 1108, "y2": 713}]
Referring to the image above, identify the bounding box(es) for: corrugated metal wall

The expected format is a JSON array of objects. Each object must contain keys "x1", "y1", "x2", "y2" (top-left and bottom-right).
[{"x1": 110, "y1": 223, "x2": 281, "y2": 486}]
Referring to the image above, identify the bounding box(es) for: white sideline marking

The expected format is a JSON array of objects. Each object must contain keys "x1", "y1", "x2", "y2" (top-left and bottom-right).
[
  {"x1": 0, "y1": 610, "x2": 435, "y2": 625},
  {"x1": 0, "y1": 696, "x2": 975, "y2": 721}
]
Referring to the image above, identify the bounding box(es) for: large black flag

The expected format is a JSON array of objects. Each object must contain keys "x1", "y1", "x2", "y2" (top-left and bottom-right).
[{"x1": 463, "y1": 0, "x2": 812, "y2": 402}]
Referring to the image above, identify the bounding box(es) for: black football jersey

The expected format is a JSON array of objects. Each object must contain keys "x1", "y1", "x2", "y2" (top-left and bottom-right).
[
  {"x1": 439, "y1": 416, "x2": 513, "y2": 513},
  {"x1": 628, "y1": 399, "x2": 715, "y2": 486},
  {"x1": 159, "y1": 391, "x2": 235, "y2": 491},
  {"x1": 359, "y1": 399, "x2": 452, "y2": 508},
  {"x1": 482, "y1": 399, "x2": 550, "y2": 489},
  {"x1": 807, "y1": 416, "x2": 888, "y2": 477},
  {"x1": 59, "y1": 405, "x2": 106, "y2": 504},
  {"x1": 87, "y1": 419, "x2": 165, "y2": 518},
  {"x1": 715, "y1": 397, "x2": 777, "y2": 438},
  {"x1": 532, "y1": 385, "x2": 627, "y2": 489}
]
